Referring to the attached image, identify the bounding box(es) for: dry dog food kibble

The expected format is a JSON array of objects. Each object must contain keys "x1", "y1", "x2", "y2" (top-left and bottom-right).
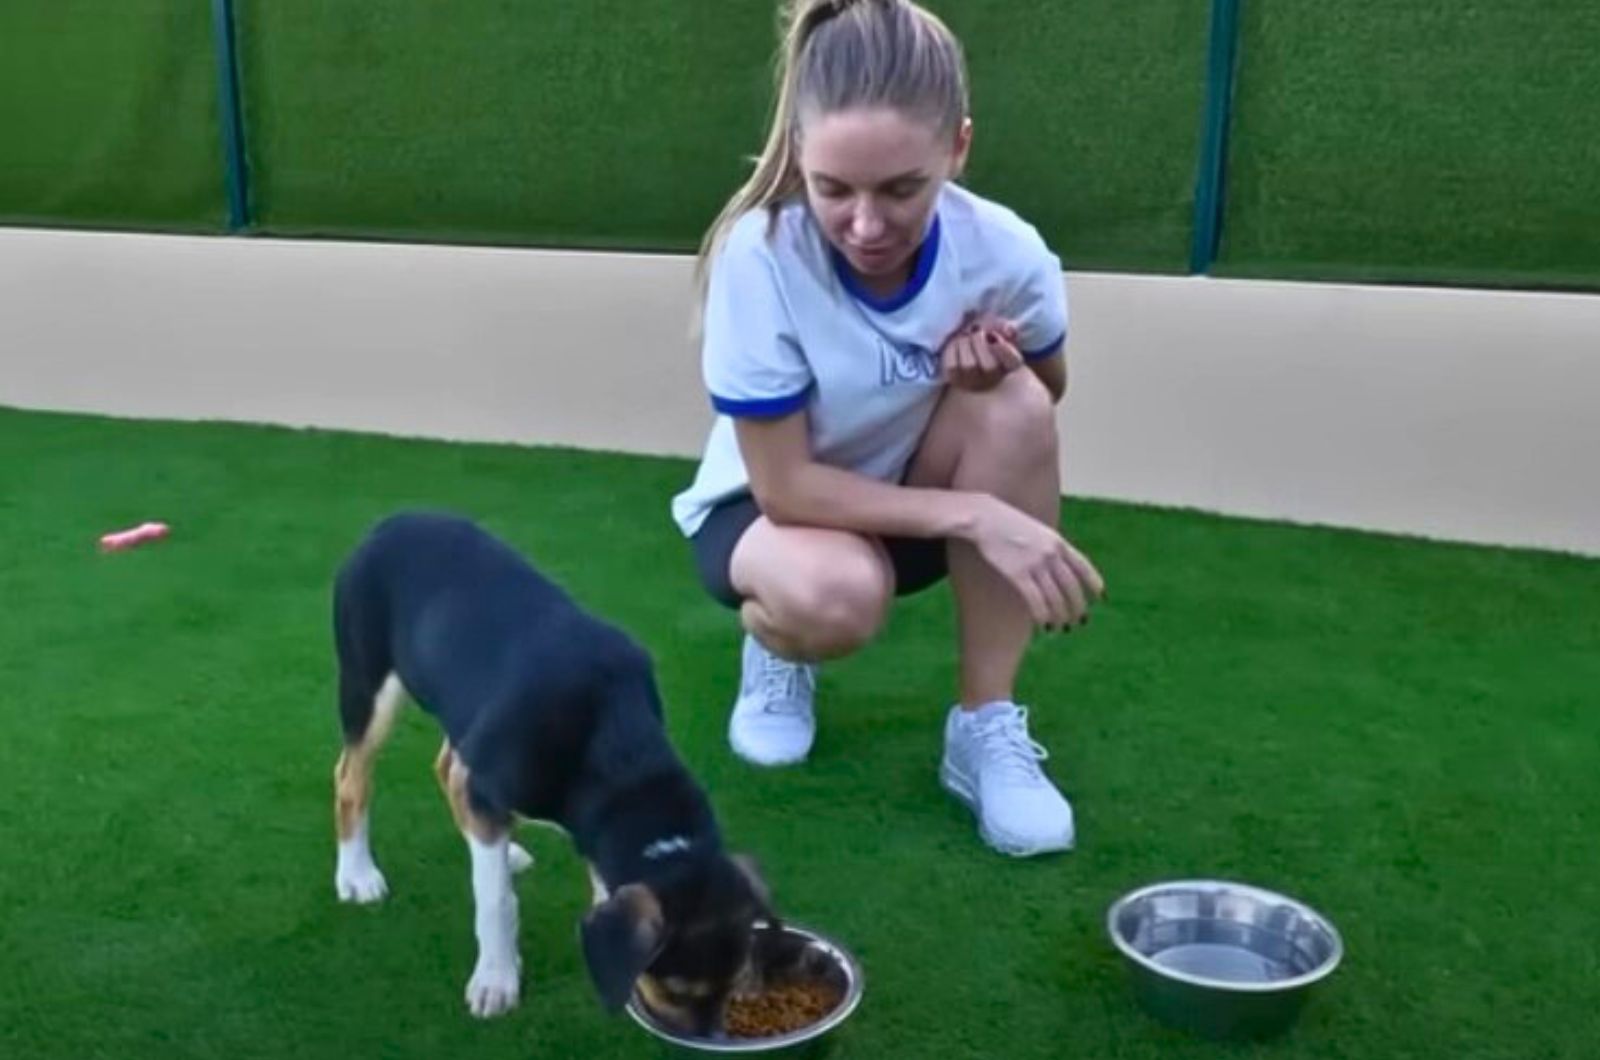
[{"x1": 726, "y1": 980, "x2": 842, "y2": 1038}]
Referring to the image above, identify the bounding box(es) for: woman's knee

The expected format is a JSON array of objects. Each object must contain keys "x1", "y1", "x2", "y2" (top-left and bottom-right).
[
  {"x1": 740, "y1": 538, "x2": 892, "y2": 659},
  {"x1": 982, "y1": 368, "x2": 1057, "y2": 456}
]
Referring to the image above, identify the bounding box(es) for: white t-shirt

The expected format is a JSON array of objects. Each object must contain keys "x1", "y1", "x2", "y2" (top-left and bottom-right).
[{"x1": 670, "y1": 182, "x2": 1069, "y2": 538}]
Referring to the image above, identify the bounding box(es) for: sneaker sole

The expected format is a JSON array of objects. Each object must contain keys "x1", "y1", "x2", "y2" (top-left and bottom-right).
[
  {"x1": 939, "y1": 759, "x2": 1075, "y2": 858},
  {"x1": 729, "y1": 723, "x2": 812, "y2": 768}
]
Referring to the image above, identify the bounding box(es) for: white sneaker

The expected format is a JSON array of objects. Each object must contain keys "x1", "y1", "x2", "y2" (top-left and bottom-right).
[
  {"x1": 728, "y1": 634, "x2": 818, "y2": 767},
  {"x1": 940, "y1": 703, "x2": 1075, "y2": 856}
]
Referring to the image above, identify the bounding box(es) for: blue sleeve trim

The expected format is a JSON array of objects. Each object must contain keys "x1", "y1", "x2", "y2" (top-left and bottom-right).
[
  {"x1": 710, "y1": 384, "x2": 813, "y2": 418},
  {"x1": 1021, "y1": 330, "x2": 1067, "y2": 361}
]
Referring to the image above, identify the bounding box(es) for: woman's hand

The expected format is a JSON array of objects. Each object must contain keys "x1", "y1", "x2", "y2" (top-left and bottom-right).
[
  {"x1": 941, "y1": 314, "x2": 1024, "y2": 392},
  {"x1": 965, "y1": 494, "x2": 1106, "y2": 629}
]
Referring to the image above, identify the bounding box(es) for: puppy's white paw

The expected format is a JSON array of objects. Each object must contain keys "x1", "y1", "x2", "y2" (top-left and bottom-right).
[
  {"x1": 465, "y1": 960, "x2": 521, "y2": 1018},
  {"x1": 335, "y1": 862, "x2": 389, "y2": 904},
  {"x1": 508, "y1": 843, "x2": 534, "y2": 875}
]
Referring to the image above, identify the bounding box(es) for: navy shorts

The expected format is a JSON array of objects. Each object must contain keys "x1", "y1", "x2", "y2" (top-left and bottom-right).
[{"x1": 689, "y1": 493, "x2": 948, "y2": 610}]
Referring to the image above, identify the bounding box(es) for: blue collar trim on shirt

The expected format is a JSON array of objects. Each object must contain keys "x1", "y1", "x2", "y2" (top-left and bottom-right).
[{"x1": 830, "y1": 213, "x2": 942, "y2": 314}]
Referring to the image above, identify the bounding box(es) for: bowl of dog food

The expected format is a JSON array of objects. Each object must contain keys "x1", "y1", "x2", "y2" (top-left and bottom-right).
[
  {"x1": 1107, "y1": 879, "x2": 1343, "y2": 1040},
  {"x1": 626, "y1": 922, "x2": 863, "y2": 1053}
]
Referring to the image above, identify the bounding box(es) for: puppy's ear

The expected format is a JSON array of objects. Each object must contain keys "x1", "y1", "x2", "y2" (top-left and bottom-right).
[
  {"x1": 731, "y1": 853, "x2": 777, "y2": 923},
  {"x1": 579, "y1": 882, "x2": 664, "y2": 1011}
]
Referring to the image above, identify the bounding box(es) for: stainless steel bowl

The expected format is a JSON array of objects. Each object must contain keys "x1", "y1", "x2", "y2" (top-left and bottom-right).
[
  {"x1": 625, "y1": 922, "x2": 864, "y2": 1054},
  {"x1": 1107, "y1": 879, "x2": 1343, "y2": 1040}
]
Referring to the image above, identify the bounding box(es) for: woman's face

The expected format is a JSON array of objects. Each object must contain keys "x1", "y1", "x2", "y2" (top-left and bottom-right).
[{"x1": 797, "y1": 107, "x2": 970, "y2": 284}]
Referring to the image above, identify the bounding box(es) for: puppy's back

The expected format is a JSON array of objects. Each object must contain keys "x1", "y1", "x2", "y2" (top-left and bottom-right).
[{"x1": 334, "y1": 510, "x2": 619, "y2": 727}]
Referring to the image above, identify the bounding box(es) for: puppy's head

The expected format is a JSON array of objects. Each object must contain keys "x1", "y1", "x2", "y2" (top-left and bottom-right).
[{"x1": 579, "y1": 852, "x2": 773, "y2": 1036}]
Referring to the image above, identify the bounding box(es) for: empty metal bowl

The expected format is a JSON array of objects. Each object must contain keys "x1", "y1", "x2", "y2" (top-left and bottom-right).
[
  {"x1": 1107, "y1": 879, "x2": 1343, "y2": 1040},
  {"x1": 626, "y1": 922, "x2": 864, "y2": 1054}
]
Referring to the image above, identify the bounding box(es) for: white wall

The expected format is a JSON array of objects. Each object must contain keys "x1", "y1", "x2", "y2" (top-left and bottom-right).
[
  {"x1": 3, "y1": 227, "x2": 1597, "y2": 556},
  {"x1": 1062, "y1": 273, "x2": 1600, "y2": 556}
]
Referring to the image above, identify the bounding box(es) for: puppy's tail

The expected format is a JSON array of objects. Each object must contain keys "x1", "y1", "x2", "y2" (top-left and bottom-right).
[{"x1": 332, "y1": 550, "x2": 394, "y2": 745}]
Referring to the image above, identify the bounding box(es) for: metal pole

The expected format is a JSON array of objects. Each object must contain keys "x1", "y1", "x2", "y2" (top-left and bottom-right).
[
  {"x1": 1190, "y1": 0, "x2": 1241, "y2": 274},
  {"x1": 210, "y1": 0, "x2": 250, "y2": 231}
]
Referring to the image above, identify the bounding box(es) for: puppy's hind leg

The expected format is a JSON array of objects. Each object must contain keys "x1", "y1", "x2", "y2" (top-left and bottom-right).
[
  {"x1": 434, "y1": 739, "x2": 532, "y2": 876},
  {"x1": 333, "y1": 673, "x2": 406, "y2": 903},
  {"x1": 441, "y1": 748, "x2": 523, "y2": 1018}
]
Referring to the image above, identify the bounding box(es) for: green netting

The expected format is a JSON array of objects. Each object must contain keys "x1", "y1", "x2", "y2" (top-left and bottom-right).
[
  {"x1": 946, "y1": 1, "x2": 1208, "y2": 273},
  {"x1": 1219, "y1": 0, "x2": 1600, "y2": 290},
  {"x1": 0, "y1": 1, "x2": 224, "y2": 231},
  {"x1": 8, "y1": 2, "x2": 1596, "y2": 290},
  {"x1": 237, "y1": 1, "x2": 1205, "y2": 270}
]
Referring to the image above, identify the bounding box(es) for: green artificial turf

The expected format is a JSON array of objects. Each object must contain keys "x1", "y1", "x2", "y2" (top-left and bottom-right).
[{"x1": 1, "y1": 405, "x2": 1596, "y2": 1059}]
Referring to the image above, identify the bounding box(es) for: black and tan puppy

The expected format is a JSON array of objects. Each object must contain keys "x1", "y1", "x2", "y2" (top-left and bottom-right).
[{"x1": 330, "y1": 511, "x2": 774, "y2": 1033}]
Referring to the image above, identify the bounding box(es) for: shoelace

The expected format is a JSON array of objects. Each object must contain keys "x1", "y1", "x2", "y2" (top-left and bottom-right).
[
  {"x1": 969, "y1": 706, "x2": 1049, "y2": 784},
  {"x1": 760, "y1": 651, "x2": 815, "y2": 716}
]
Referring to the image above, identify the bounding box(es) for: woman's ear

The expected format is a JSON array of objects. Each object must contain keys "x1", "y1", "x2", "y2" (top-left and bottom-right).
[{"x1": 950, "y1": 116, "x2": 974, "y2": 179}]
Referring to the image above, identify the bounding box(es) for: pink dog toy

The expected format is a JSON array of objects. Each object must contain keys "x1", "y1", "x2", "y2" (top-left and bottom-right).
[{"x1": 100, "y1": 521, "x2": 170, "y2": 552}]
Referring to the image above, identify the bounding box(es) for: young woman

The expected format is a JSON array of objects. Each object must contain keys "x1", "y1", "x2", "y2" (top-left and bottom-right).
[{"x1": 670, "y1": 0, "x2": 1105, "y2": 857}]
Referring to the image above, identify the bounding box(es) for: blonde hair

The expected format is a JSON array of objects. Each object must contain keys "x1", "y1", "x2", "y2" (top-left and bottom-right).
[{"x1": 694, "y1": 0, "x2": 969, "y2": 303}]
